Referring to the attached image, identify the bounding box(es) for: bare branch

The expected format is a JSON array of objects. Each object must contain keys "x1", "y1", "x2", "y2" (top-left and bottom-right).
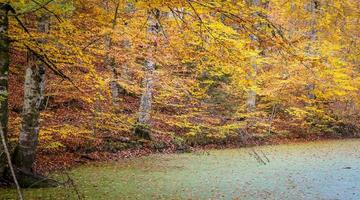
[{"x1": 0, "y1": 125, "x2": 24, "y2": 200}]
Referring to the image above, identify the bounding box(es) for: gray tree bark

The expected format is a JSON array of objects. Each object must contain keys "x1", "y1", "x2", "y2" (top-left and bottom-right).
[
  {"x1": 37, "y1": 14, "x2": 48, "y2": 110},
  {"x1": 0, "y1": 3, "x2": 11, "y2": 178},
  {"x1": 105, "y1": 1, "x2": 120, "y2": 105},
  {"x1": 106, "y1": 1, "x2": 134, "y2": 105},
  {"x1": 138, "y1": 60, "x2": 155, "y2": 125},
  {"x1": 134, "y1": 9, "x2": 160, "y2": 139},
  {"x1": 103, "y1": 1, "x2": 131, "y2": 105},
  {"x1": 306, "y1": 0, "x2": 319, "y2": 100},
  {"x1": 246, "y1": 0, "x2": 265, "y2": 112},
  {"x1": 13, "y1": 14, "x2": 50, "y2": 173},
  {"x1": 246, "y1": 56, "x2": 257, "y2": 112},
  {"x1": 120, "y1": 2, "x2": 134, "y2": 81}
]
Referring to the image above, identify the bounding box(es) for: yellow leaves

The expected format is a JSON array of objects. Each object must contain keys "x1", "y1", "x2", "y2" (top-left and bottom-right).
[
  {"x1": 286, "y1": 107, "x2": 308, "y2": 120},
  {"x1": 7, "y1": 0, "x2": 360, "y2": 146},
  {"x1": 206, "y1": 20, "x2": 239, "y2": 40},
  {"x1": 215, "y1": 123, "x2": 244, "y2": 138},
  {"x1": 186, "y1": 125, "x2": 201, "y2": 137},
  {"x1": 54, "y1": 125, "x2": 92, "y2": 139},
  {"x1": 39, "y1": 125, "x2": 93, "y2": 149},
  {"x1": 189, "y1": 82, "x2": 209, "y2": 99},
  {"x1": 136, "y1": 0, "x2": 185, "y2": 9}
]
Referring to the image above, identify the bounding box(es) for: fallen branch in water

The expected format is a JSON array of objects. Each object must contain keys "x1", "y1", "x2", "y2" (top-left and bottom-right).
[
  {"x1": 63, "y1": 171, "x2": 84, "y2": 200},
  {"x1": 240, "y1": 128, "x2": 270, "y2": 165},
  {"x1": 248, "y1": 149, "x2": 267, "y2": 165}
]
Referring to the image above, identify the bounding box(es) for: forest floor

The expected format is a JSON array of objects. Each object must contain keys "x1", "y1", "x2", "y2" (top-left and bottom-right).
[{"x1": 1, "y1": 138, "x2": 360, "y2": 200}]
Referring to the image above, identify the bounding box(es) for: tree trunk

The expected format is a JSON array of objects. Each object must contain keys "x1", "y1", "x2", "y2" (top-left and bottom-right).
[
  {"x1": 246, "y1": 87, "x2": 256, "y2": 112},
  {"x1": 0, "y1": 3, "x2": 10, "y2": 179},
  {"x1": 119, "y1": 1, "x2": 134, "y2": 81},
  {"x1": 134, "y1": 9, "x2": 160, "y2": 139},
  {"x1": 138, "y1": 60, "x2": 155, "y2": 125},
  {"x1": 246, "y1": 57, "x2": 257, "y2": 112},
  {"x1": 104, "y1": 1, "x2": 125, "y2": 105},
  {"x1": 306, "y1": 0, "x2": 319, "y2": 100},
  {"x1": 37, "y1": 14, "x2": 49, "y2": 110},
  {"x1": 106, "y1": 1, "x2": 134, "y2": 105},
  {"x1": 13, "y1": 14, "x2": 49, "y2": 174},
  {"x1": 246, "y1": 0, "x2": 264, "y2": 112}
]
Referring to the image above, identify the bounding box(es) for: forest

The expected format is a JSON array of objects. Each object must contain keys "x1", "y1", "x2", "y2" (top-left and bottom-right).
[{"x1": 0, "y1": 0, "x2": 359, "y2": 199}]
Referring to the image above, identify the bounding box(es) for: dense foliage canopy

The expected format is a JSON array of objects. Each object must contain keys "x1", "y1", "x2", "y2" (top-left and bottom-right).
[{"x1": 0, "y1": 0, "x2": 359, "y2": 175}]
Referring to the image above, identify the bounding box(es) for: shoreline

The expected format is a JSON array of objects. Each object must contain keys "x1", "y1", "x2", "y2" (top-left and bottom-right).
[{"x1": 33, "y1": 135, "x2": 360, "y2": 174}]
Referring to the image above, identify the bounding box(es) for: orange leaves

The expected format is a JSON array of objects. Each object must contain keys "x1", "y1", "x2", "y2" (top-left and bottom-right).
[{"x1": 6, "y1": 0, "x2": 360, "y2": 156}]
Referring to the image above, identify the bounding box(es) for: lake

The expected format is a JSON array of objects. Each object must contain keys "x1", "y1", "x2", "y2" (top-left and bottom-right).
[{"x1": 1, "y1": 139, "x2": 360, "y2": 199}]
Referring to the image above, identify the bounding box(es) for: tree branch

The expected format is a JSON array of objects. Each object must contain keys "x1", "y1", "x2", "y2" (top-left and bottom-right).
[{"x1": 0, "y1": 125, "x2": 24, "y2": 200}]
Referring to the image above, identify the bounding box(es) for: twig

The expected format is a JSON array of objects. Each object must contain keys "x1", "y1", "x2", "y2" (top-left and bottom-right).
[
  {"x1": 63, "y1": 171, "x2": 83, "y2": 200},
  {"x1": 260, "y1": 150, "x2": 270, "y2": 163},
  {"x1": 268, "y1": 104, "x2": 277, "y2": 135},
  {"x1": 241, "y1": 128, "x2": 270, "y2": 165},
  {"x1": 11, "y1": 8, "x2": 83, "y2": 93},
  {"x1": 12, "y1": 0, "x2": 55, "y2": 17},
  {"x1": 82, "y1": 36, "x2": 103, "y2": 51},
  {"x1": 30, "y1": 0, "x2": 62, "y2": 22},
  {"x1": 248, "y1": 148, "x2": 267, "y2": 165},
  {"x1": 44, "y1": 95, "x2": 50, "y2": 110},
  {"x1": 26, "y1": 177, "x2": 50, "y2": 189},
  {"x1": 0, "y1": 125, "x2": 24, "y2": 200}
]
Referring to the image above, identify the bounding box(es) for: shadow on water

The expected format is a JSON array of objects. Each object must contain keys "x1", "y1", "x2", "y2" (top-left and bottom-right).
[{"x1": 1, "y1": 139, "x2": 360, "y2": 199}]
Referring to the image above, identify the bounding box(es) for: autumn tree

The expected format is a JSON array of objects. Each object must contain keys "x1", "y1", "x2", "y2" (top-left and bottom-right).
[
  {"x1": 0, "y1": 0, "x2": 359, "y2": 189},
  {"x1": 12, "y1": 12, "x2": 49, "y2": 176},
  {"x1": 0, "y1": 2, "x2": 12, "y2": 181}
]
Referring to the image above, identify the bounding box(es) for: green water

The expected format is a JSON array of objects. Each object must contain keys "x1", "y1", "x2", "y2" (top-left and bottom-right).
[{"x1": 1, "y1": 139, "x2": 360, "y2": 200}]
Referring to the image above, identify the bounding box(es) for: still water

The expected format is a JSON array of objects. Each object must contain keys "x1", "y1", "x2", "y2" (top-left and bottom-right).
[{"x1": 1, "y1": 139, "x2": 359, "y2": 199}]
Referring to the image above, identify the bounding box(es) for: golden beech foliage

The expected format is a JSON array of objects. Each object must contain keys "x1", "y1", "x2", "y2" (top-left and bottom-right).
[{"x1": 5, "y1": 0, "x2": 360, "y2": 149}]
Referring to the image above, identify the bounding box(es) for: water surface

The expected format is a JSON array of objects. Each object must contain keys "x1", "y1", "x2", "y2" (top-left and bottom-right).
[{"x1": 1, "y1": 139, "x2": 360, "y2": 199}]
